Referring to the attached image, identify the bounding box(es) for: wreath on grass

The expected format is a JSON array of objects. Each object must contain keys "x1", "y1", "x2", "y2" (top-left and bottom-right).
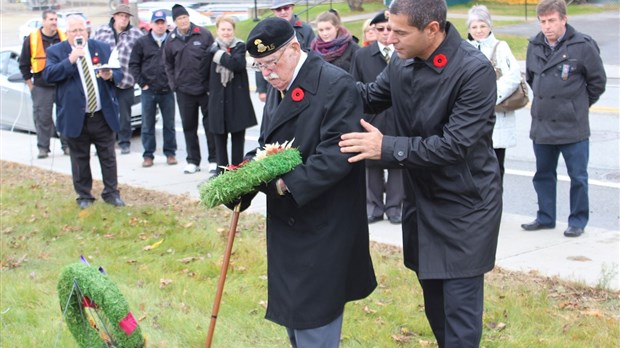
[
  {"x1": 57, "y1": 261, "x2": 145, "y2": 348},
  {"x1": 199, "y1": 140, "x2": 302, "y2": 208}
]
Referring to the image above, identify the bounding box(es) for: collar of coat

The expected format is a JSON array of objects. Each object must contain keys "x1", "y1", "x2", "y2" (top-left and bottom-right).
[{"x1": 406, "y1": 21, "x2": 460, "y2": 74}]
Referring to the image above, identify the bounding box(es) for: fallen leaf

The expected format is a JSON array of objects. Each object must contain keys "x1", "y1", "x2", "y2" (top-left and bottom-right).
[
  {"x1": 78, "y1": 210, "x2": 90, "y2": 218},
  {"x1": 159, "y1": 279, "x2": 173, "y2": 288},
  {"x1": 567, "y1": 256, "x2": 592, "y2": 262},
  {"x1": 144, "y1": 239, "x2": 164, "y2": 251},
  {"x1": 184, "y1": 222, "x2": 194, "y2": 228}
]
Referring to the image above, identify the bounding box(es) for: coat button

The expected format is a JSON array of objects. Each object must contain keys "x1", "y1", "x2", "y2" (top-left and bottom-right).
[{"x1": 397, "y1": 151, "x2": 404, "y2": 156}]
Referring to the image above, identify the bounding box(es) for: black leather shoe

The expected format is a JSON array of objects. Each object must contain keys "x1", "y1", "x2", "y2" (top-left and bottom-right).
[
  {"x1": 77, "y1": 200, "x2": 93, "y2": 209},
  {"x1": 104, "y1": 196, "x2": 125, "y2": 207},
  {"x1": 521, "y1": 220, "x2": 554, "y2": 231},
  {"x1": 388, "y1": 215, "x2": 402, "y2": 224},
  {"x1": 368, "y1": 215, "x2": 384, "y2": 224},
  {"x1": 563, "y1": 226, "x2": 584, "y2": 237}
]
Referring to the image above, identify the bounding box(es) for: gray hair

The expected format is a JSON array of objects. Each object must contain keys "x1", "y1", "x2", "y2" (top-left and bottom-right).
[
  {"x1": 390, "y1": 0, "x2": 447, "y2": 31},
  {"x1": 467, "y1": 5, "x2": 492, "y2": 29}
]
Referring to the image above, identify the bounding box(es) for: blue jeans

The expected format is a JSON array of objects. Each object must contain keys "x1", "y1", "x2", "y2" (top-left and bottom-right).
[
  {"x1": 140, "y1": 89, "x2": 177, "y2": 158},
  {"x1": 533, "y1": 140, "x2": 589, "y2": 228},
  {"x1": 115, "y1": 86, "x2": 135, "y2": 148}
]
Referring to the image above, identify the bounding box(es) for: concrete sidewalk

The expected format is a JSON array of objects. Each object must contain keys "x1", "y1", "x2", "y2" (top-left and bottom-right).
[{"x1": 1, "y1": 130, "x2": 618, "y2": 290}]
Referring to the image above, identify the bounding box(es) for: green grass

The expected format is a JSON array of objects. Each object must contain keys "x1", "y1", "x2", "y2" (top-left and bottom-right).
[
  {"x1": 219, "y1": 1, "x2": 617, "y2": 60},
  {"x1": 1, "y1": 161, "x2": 618, "y2": 347}
]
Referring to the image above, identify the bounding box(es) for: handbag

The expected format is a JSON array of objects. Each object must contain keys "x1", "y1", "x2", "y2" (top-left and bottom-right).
[{"x1": 490, "y1": 41, "x2": 529, "y2": 113}]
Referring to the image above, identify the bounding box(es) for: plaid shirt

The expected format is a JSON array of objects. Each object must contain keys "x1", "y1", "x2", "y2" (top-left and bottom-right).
[{"x1": 92, "y1": 21, "x2": 143, "y2": 89}]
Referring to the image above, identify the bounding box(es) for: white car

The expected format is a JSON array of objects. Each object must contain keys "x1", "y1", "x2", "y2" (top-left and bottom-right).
[
  {"x1": 138, "y1": 2, "x2": 213, "y2": 27},
  {"x1": 0, "y1": 47, "x2": 144, "y2": 133},
  {"x1": 18, "y1": 11, "x2": 93, "y2": 42}
]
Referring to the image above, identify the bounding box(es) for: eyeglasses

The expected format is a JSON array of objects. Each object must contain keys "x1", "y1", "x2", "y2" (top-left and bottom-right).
[
  {"x1": 375, "y1": 26, "x2": 391, "y2": 32},
  {"x1": 251, "y1": 44, "x2": 289, "y2": 72},
  {"x1": 273, "y1": 5, "x2": 291, "y2": 12}
]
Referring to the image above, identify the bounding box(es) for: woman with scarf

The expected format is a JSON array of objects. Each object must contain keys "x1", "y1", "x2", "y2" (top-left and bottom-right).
[
  {"x1": 311, "y1": 11, "x2": 359, "y2": 72},
  {"x1": 206, "y1": 15, "x2": 257, "y2": 174},
  {"x1": 467, "y1": 5, "x2": 521, "y2": 181}
]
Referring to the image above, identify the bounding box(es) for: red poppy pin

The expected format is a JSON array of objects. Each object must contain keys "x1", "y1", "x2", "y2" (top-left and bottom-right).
[
  {"x1": 193, "y1": 27, "x2": 200, "y2": 33},
  {"x1": 291, "y1": 88, "x2": 304, "y2": 102},
  {"x1": 92, "y1": 53, "x2": 99, "y2": 65},
  {"x1": 433, "y1": 54, "x2": 447, "y2": 68},
  {"x1": 295, "y1": 20, "x2": 301, "y2": 26}
]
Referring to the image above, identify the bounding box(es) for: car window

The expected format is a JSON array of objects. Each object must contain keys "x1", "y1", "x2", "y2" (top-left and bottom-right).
[
  {"x1": 0, "y1": 51, "x2": 10, "y2": 76},
  {"x1": 7, "y1": 52, "x2": 20, "y2": 76}
]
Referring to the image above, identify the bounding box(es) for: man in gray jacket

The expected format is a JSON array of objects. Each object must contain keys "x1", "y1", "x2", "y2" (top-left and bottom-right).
[{"x1": 521, "y1": 0, "x2": 606, "y2": 237}]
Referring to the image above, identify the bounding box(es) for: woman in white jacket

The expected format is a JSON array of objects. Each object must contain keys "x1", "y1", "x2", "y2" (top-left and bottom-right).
[{"x1": 467, "y1": 5, "x2": 521, "y2": 182}]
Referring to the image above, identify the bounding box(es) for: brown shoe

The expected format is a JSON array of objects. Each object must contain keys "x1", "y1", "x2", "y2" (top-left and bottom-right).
[
  {"x1": 166, "y1": 156, "x2": 178, "y2": 165},
  {"x1": 142, "y1": 157, "x2": 154, "y2": 167}
]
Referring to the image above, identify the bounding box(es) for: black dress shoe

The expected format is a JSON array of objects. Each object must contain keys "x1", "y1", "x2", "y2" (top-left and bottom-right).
[
  {"x1": 368, "y1": 215, "x2": 384, "y2": 224},
  {"x1": 564, "y1": 226, "x2": 584, "y2": 237},
  {"x1": 77, "y1": 200, "x2": 93, "y2": 209},
  {"x1": 388, "y1": 216, "x2": 402, "y2": 224},
  {"x1": 521, "y1": 220, "x2": 554, "y2": 231},
  {"x1": 103, "y1": 196, "x2": 125, "y2": 207}
]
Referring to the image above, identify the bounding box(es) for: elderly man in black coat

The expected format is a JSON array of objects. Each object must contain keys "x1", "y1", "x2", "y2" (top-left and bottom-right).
[
  {"x1": 340, "y1": 0, "x2": 502, "y2": 346},
  {"x1": 238, "y1": 18, "x2": 376, "y2": 347},
  {"x1": 350, "y1": 11, "x2": 404, "y2": 224}
]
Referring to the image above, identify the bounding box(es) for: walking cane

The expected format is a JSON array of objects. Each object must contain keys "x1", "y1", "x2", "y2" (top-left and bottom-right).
[{"x1": 205, "y1": 202, "x2": 241, "y2": 348}]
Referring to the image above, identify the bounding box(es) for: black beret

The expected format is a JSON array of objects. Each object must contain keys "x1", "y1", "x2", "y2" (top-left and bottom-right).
[
  {"x1": 247, "y1": 17, "x2": 296, "y2": 58},
  {"x1": 370, "y1": 11, "x2": 388, "y2": 26}
]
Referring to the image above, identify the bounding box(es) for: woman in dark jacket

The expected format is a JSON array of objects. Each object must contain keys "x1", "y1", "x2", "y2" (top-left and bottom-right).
[
  {"x1": 311, "y1": 11, "x2": 359, "y2": 72},
  {"x1": 207, "y1": 15, "x2": 257, "y2": 173}
]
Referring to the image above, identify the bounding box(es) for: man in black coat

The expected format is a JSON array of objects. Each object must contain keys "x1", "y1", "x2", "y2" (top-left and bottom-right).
[
  {"x1": 350, "y1": 11, "x2": 404, "y2": 224},
  {"x1": 340, "y1": 0, "x2": 501, "y2": 346},
  {"x1": 129, "y1": 10, "x2": 177, "y2": 168},
  {"x1": 254, "y1": 0, "x2": 315, "y2": 103},
  {"x1": 240, "y1": 18, "x2": 376, "y2": 347},
  {"x1": 521, "y1": 0, "x2": 606, "y2": 238}
]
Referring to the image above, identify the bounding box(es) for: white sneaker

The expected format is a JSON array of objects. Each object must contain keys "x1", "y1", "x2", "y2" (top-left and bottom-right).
[
  {"x1": 184, "y1": 163, "x2": 200, "y2": 174},
  {"x1": 208, "y1": 162, "x2": 218, "y2": 172}
]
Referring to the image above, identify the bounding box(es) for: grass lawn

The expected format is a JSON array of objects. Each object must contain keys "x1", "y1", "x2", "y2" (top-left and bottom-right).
[
  {"x1": 1, "y1": 161, "x2": 618, "y2": 347},
  {"x1": 221, "y1": 1, "x2": 618, "y2": 60}
]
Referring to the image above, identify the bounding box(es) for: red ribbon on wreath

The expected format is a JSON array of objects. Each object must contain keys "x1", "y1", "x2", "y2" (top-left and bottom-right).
[
  {"x1": 82, "y1": 296, "x2": 98, "y2": 308},
  {"x1": 119, "y1": 312, "x2": 138, "y2": 335},
  {"x1": 291, "y1": 88, "x2": 304, "y2": 102},
  {"x1": 433, "y1": 54, "x2": 447, "y2": 68}
]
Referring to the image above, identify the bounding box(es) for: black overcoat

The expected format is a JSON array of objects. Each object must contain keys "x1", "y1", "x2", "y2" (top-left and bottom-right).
[
  {"x1": 358, "y1": 23, "x2": 502, "y2": 279},
  {"x1": 206, "y1": 40, "x2": 257, "y2": 134},
  {"x1": 246, "y1": 52, "x2": 377, "y2": 329}
]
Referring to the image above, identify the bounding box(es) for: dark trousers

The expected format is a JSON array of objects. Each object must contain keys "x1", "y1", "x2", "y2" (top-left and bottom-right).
[
  {"x1": 213, "y1": 130, "x2": 245, "y2": 172},
  {"x1": 533, "y1": 140, "x2": 589, "y2": 228},
  {"x1": 494, "y1": 148, "x2": 506, "y2": 183},
  {"x1": 418, "y1": 275, "x2": 484, "y2": 348},
  {"x1": 115, "y1": 86, "x2": 134, "y2": 148},
  {"x1": 140, "y1": 89, "x2": 177, "y2": 158},
  {"x1": 176, "y1": 91, "x2": 216, "y2": 165},
  {"x1": 366, "y1": 167, "x2": 404, "y2": 218},
  {"x1": 286, "y1": 312, "x2": 344, "y2": 348},
  {"x1": 31, "y1": 85, "x2": 67, "y2": 151},
  {"x1": 66, "y1": 111, "x2": 119, "y2": 202}
]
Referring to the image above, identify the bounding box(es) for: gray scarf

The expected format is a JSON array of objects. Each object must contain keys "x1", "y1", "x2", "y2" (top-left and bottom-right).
[{"x1": 214, "y1": 37, "x2": 241, "y2": 87}]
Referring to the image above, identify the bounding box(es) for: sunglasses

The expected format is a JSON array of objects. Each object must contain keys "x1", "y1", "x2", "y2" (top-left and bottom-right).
[
  {"x1": 273, "y1": 5, "x2": 292, "y2": 12},
  {"x1": 375, "y1": 26, "x2": 392, "y2": 32}
]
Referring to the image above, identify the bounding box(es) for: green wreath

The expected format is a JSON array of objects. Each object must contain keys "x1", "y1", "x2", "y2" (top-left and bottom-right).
[
  {"x1": 199, "y1": 145, "x2": 302, "y2": 208},
  {"x1": 57, "y1": 262, "x2": 145, "y2": 348}
]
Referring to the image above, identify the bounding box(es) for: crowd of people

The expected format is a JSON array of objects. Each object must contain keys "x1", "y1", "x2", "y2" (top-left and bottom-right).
[{"x1": 22, "y1": 0, "x2": 606, "y2": 345}]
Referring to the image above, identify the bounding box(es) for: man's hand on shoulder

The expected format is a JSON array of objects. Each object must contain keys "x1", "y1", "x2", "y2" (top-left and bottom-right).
[{"x1": 339, "y1": 119, "x2": 383, "y2": 163}]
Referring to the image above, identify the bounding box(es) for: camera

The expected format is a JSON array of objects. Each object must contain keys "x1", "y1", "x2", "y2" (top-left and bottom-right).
[{"x1": 75, "y1": 37, "x2": 84, "y2": 46}]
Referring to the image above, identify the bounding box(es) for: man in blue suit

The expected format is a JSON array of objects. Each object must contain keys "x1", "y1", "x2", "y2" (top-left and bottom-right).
[{"x1": 43, "y1": 15, "x2": 125, "y2": 209}]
